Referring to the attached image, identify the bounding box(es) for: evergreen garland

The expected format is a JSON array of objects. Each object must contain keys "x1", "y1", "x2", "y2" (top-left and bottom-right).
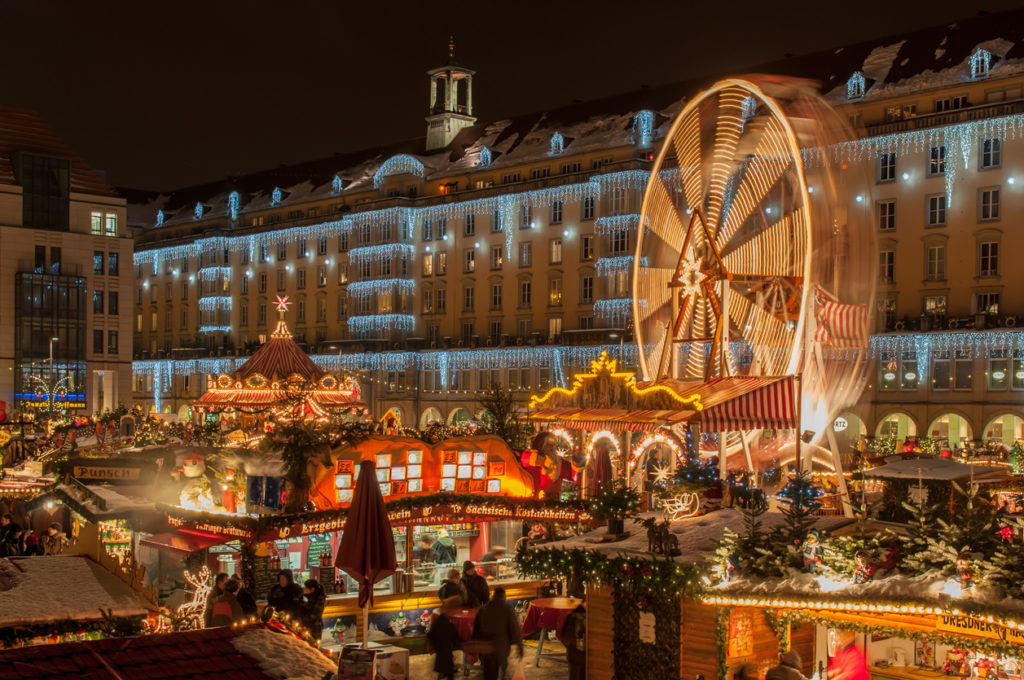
[
  {"x1": 514, "y1": 546, "x2": 702, "y2": 597},
  {"x1": 612, "y1": 579, "x2": 682, "y2": 680}
]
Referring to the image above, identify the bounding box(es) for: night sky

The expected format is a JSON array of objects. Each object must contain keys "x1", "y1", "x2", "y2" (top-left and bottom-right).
[{"x1": 2, "y1": 0, "x2": 1021, "y2": 191}]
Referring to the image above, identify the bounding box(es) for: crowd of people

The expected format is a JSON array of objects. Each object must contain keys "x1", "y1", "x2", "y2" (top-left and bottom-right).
[
  {"x1": 0, "y1": 514, "x2": 68, "y2": 557},
  {"x1": 198, "y1": 569, "x2": 327, "y2": 640}
]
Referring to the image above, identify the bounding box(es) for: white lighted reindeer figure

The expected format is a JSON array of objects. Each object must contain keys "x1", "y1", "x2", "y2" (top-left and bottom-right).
[{"x1": 176, "y1": 566, "x2": 212, "y2": 630}]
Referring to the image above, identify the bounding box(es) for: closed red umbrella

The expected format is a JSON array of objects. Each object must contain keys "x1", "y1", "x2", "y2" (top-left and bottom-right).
[
  {"x1": 590, "y1": 444, "x2": 613, "y2": 494},
  {"x1": 335, "y1": 460, "x2": 397, "y2": 647}
]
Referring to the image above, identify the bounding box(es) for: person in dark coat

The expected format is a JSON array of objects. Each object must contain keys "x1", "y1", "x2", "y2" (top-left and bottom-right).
[
  {"x1": 766, "y1": 650, "x2": 809, "y2": 680},
  {"x1": 557, "y1": 602, "x2": 586, "y2": 680},
  {"x1": 210, "y1": 578, "x2": 244, "y2": 626},
  {"x1": 0, "y1": 513, "x2": 21, "y2": 557},
  {"x1": 302, "y1": 579, "x2": 326, "y2": 642},
  {"x1": 438, "y1": 568, "x2": 468, "y2": 607},
  {"x1": 472, "y1": 587, "x2": 523, "y2": 680},
  {"x1": 413, "y1": 536, "x2": 436, "y2": 563},
  {"x1": 267, "y1": 569, "x2": 304, "y2": 618},
  {"x1": 432, "y1": 530, "x2": 457, "y2": 564},
  {"x1": 41, "y1": 523, "x2": 68, "y2": 555},
  {"x1": 204, "y1": 572, "x2": 229, "y2": 627},
  {"x1": 233, "y1": 577, "x2": 258, "y2": 617},
  {"x1": 21, "y1": 532, "x2": 42, "y2": 556},
  {"x1": 427, "y1": 611, "x2": 461, "y2": 680},
  {"x1": 462, "y1": 561, "x2": 490, "y2": 607}
]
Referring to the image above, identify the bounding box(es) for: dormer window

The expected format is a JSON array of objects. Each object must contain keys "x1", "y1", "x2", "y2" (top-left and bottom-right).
[
  {"x1": 632, "y1": 110, "x2": 655, "y2": 146},
  {"x1": 271, "y1": 187, "x2": 283, "y2": 206},
  {"x1": 228, "y1": 191, "x2": 240, "y2": 220},
  {"x1": 479, "y1": 147, "x2": 492, "y2": 167},
  {"x1": 970, "y1": 48, "x2": 992, "y2": 80},
  {"x1": 156, "y1": 210, "x2": 165, "y2": 227},
  {"x1": 193, "y1": 202, "x2": 204, "y2": 221},
  {"x1": 331, "y1": 175, "x2": 344, "y2": 195},
  {"x1": 846, "y1": 72, "x2": 866, "y2": 100},
  {"x1": 550, "y1": 132, "x2": 564, "y2": 155}
]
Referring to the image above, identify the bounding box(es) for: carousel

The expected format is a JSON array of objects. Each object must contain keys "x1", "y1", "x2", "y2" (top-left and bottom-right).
[{"x1": 193, "y1": 296, "x2": 365, "y2": 427}]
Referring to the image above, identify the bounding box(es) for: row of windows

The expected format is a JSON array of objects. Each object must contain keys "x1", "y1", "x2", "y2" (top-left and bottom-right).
[
  {"x1": 92, "y1": 251, "x2": 120, "y2": 276},
  {"x1": 877, "y1": 350, "x2": 1021, "y2": 392},
  {"x1": 876, "y1": 139, "x2": 1002, "y2": 182},
  {"x1": 878, "y1": 240, "x2": 1000, "y2": 283},
  {"x1": 91, "y1": 330, "x2": 118, "y2": 354},
  {"x1": 877, "y1": 292, "x2": 1001, "y2": 327},
  {"x1": 877, "y1": 187, "x2": 1001, "y2": 230}
]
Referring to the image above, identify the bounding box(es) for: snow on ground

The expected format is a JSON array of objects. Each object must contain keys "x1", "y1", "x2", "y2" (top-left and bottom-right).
[
  {"x1": 231, "y1": 627, "x2": 337, "y2": 680},
  {"x1": 0, "y1": 555, "x2": 152, "y2": 626}
]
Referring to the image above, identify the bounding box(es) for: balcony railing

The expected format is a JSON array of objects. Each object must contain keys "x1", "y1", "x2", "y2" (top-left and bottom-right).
[{"x1": 866, "y1": 99, "x2": 1024, "y2": 136}]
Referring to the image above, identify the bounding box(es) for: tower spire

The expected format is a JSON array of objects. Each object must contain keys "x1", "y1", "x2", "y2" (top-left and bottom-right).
[{"x1": 448, "y1": 34, "x2": 455, "y2": 61}]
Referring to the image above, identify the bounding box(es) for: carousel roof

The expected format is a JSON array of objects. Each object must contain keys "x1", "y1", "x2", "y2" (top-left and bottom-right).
[{"x1": 234, "y1": 319, "x2": 325, "y2": 382}]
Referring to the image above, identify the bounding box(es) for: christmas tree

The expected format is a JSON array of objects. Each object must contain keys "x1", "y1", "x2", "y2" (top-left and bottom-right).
[
  {"x1": 985, "y1": 514, "x2": 1024, "y2": 598},
  {"x1": 714, "y1": 493, "x2": 783, "y2": 579},
  {"x1": 776, "y1": 472, "x2": 823, "y2": 543},
  {"x1": 900, "y1": 481, "x2": 997, "y2": 576}
]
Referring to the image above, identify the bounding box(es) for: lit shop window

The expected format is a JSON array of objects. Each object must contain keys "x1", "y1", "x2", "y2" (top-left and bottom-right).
[
  {"x1": 374, "y1": 451, "x2": 423, "y2": 496},
  {"x1": 441, "y1": 450, "x2": 502, "y2": 493}
]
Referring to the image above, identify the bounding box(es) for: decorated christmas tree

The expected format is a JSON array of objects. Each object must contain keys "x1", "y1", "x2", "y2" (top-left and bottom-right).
[
  {"x1": 900, "y1": 481, "x2": 997, "y2": 576},
  {"x1": 776, "y1": 472, "x2": 823, "y2": 542},
  {"x1": 714, "y1": 492, "x2": 782, "y2": 579},
  {"x1": 985, "y1": 513, "x2": 1024, "y2": 598}
]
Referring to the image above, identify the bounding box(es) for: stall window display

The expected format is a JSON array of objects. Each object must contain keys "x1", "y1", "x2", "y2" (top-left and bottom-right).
[{"x1": 845, "y1": 626, "x2": 1022, "y2": 680}]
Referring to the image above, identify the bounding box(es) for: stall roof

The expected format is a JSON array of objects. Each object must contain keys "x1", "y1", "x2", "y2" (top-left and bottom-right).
[
  {"x1": 0, "y1": 623, "x2": 337, "y2": 680},
  {"x1": 547, "y1": 508, "x2": 854, "y2": 563},
  {"x1": 139, "y1": 530, "x2": 234, "y2": 556},
  {"x1": 527, "y1": 407, "x2": 694, "y2": 432},
  {"x1": 862, "y1": 457, "x2": 1008, "y2": 482},
  {"x1": 0, "y1": 555, "x2": 152, "y2": 627}
]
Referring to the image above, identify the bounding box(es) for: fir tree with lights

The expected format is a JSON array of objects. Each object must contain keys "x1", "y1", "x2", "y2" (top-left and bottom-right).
[
  {"x1": 769, "y1": 472, "x2": 824, "y2": 573},
  {"x1": 900, "y1": 481, "x2": 997, "y2": 576},
  {"x1": 985, "y1": 513, "x2": 1024, "y2": 598},
  {"x1": 714, "y1": 491, "x2": 782, "y2": 579}
]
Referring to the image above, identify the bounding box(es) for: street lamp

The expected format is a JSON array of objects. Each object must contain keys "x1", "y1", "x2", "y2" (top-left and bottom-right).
[
  {"x1": 609, "y1": 333, "x2": 624, "y2": 363},
  {"x1": 49, "y1": 336, "x2": 59, "y2": 376}
]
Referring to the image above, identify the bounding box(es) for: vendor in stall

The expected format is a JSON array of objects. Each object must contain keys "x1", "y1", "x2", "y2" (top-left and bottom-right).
[{"x1": 462, "y1": 560, "x2": 490, "y2": 607}]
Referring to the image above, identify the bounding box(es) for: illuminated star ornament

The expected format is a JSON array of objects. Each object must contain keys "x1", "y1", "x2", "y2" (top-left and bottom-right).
[
  {"x1": 272, "y1": 295, "x2": 293, "y2": 338},
  {"x1": 274, "y1": 295, "x2": 291, "y2": 314}
]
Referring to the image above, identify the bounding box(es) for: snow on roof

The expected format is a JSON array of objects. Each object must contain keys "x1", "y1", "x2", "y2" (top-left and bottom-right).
[
  {"x1": 547, "y1": 509, "x2": 854, "y2": 564},
  {"x1": 0, "y1": 555, "x2": 152, "y2": 627},
  {"x1": 862, "y1": 458, "x2": 1007, "y2": 482},
  {"x1": 231, "y1": 627, "x2": 337, "y2": 680}
]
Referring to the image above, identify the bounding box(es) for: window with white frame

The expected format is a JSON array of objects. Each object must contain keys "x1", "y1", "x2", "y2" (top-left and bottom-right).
[
  {"x1": 581, "y1": 235, "x2": 594, "y2": 261},
  {"x1": 611, "y1": 230, "x2": 629, "y2": 255},
  {"x1": 548, "y1": 316, "x2": 562, "y2": 339},
  {"x1": 549, "y1": 238, "x2": 563, "y2": 264},
  {"x1": 422, "y1": 289, "x2": 433, "y2": 314},
  {"x1": 519, "y1": 242, "x2": 532, "y2": 267},
  {"x1": 878, "y1": 152, "x2": 896, "y2": 182},
  {"x1": 520, "y1": 204, "x2": 532, "y2": 229},
  {"x1": 981, "y1": 138, "x2": 1002, "y2": 169},
  {"x1": 490, "y1": 283, "x2": 502, "y2": 309},
  {"x1": 463, "y1": 285, "x2": 474, "y2": 311},
  {"x1": 980, "y1": 188, "x2": 1000, "y2": 221},
  {"x1": 465, "y1": 214, "x2": 475, "y2": 236},
  {"x1": 927, "y1": 195, "x2": 946, "y2": 226},
  {"x1": 979, "y1": 241, "x2": 999, "y2": 277},
  {"x1": 977, "y1": 292, "x2": 1000, "y2": 315},
  {"x1": 926, "y1": 244, "x2": 946, "y2": 281},
  {"x1": 609, "y1": 188, "x2": 626, "y2": 215},
  {"x1": 923, "y1": 294, "x2": 947, "y2": 316},
  {"x1": 989, "y1": 349, "x2": 1009, "y2": 390},
  {"x1": 929, "y1": 146, "x2": 946, "y2": 175},
  {"x1": 879, "y1": 250, "x2": 895, "y2": 284},
  {"x1": 519, "y1": 281, "x2": 531, "y2": 307},
  {"x1": 549, "y1": 277, "x2": 563, "y2": 306},
  {"x1": 464, "y1": 249, "x2": 475, "y2": 273},
  {"x1": 491, "y1": 210, "x2": 502, "y2": 232},
  {"x1": 491, "y1": 246, "x2": 503, "y2": 270},
  {"x1": 582, "y1": 196, "x2": 595, "y2": 221},
  {"x1": 517, "y1": 318, "x2": 531, "y2": 337},
  {"x1": 436, "y1": 252, "x2": 447, "y2": 275},
  {"x1": 436, "y1": 289, "x2": 446, "y2": 313},
  {"x1": 877, "y1": 297, "x2": 896, "y2": 329},
  {"x1": 551, "y1": 201, "x2": 563, "y2": 225},
  {"x1": 878, "y1": 200, "x2": 896, "y2": 231},
  {"x1": 970, "y1": 48, "x2": 992, "y2": 80},
  {"x1": 581, "y1": 276, "x2": 594, "y2": 303}
]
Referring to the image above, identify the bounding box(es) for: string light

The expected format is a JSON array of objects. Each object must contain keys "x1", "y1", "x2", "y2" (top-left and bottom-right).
[
  {"x1": 271, "y1": 187, "x2": 283, "y2": 206},
  {"x1": 596, "y1": 214, "x2": 641, "y2": 235},
  {"x1": 198, "y1": 297, "x2": 233, "y2": 311},
  {"x1": 346, "y1": 278, "x2": 416, "y2": 298},
  {"x1": 193, "y1": 202, "x2": 204, "y2": 220},
  {"x1": 595, "y1": 256, "x2": 646, "y2": 276},
  {"x1": 846, "y1": 71, "x2": 866, "y2": 100},
  {"x1": 347, "y1": 314, "x2": 415, "y2": 334},
  {"x1": 199, "y1": 325, "x2": 232, "y2": 334},
  {"x1": 199, "y1": 266, "x2": 232, "y2": 281},
  {"x1": 550, "y1": 131, "x2": 565, "y2": 155},
  {"x1": 155, "y1": 210, "x2": 165, "y2": 227},
  {"x1": 331, "y1": 175, "x2": 344, "y2": 194},
  {"x1": 633, "y1": 110, "x2": 655, "y2": 146},
  {"x1": 970, "y1": 48, "x2": 992, "y2": 80},
  {"x1": 348, "y1": 243, "x2": 415, "y2": 264},
  {"x1": 594, "y1": 298, "x2": 646, "y2": 325},
  {"x1": 373, "y1": 154, "x2": 425, "y2": 188},
  {"x1": 228, "y1": 191, "x2": 240, "y2": 220}
]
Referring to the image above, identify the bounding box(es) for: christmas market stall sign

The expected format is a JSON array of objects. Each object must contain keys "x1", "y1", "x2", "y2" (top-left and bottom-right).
[
  {"x1": 937, "y1": 614, "x2": 1024, "y2": 646},
  {"x1": 161, "y1": 493, "x2": 591, "y2": 541},
  {"x1": 68, "y1": 457, "x2": 158, "y2": 484}
]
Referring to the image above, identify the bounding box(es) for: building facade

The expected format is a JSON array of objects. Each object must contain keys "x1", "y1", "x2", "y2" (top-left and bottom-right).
[
  {"x1": 0, "y1": 108, "x2": 133, "y2": 416},
  {"x1": 129, "y1": 11, "x2": 1024, "y2": 451}
]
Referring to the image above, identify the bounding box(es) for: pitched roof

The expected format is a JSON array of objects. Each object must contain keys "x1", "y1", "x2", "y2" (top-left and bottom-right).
[
  {"x1": 126, "y1": 7, "x2": 1024, "y2": 234},
  {"x1": 234, "y1": 323, "x2": 325, "y2": 382},
  {"x1": 0, "y1": 106, "x2": 116, "y2": 197},
  {"x1": 0, "y1": 624, "x2": 334, "y2": 680}
]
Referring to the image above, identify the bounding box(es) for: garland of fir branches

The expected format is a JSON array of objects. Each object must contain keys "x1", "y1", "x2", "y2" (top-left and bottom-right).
[
  {"x1": 514, "y1": 546, "x2": 702, "y2": 597},
  {"x1": 716, "y1": 607, "x2": 730, "y2": 680},
  {"x1": 771, "y1": 609, "x2": 1024, "y2": 658}
]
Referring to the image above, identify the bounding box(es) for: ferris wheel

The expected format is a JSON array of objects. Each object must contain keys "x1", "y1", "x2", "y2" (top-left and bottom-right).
[{"x1": 633, "y1": 77, "x2": 875, "y2": 465}]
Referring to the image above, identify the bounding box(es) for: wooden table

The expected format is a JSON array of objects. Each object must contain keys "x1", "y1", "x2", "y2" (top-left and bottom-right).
[{"x1": 521, "y1": 596, "x2": 583, "y2": 667}]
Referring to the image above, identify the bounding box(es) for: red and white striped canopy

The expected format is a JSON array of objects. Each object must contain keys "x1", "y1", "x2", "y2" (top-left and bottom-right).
[
  {"x1": 813, "y1": 285, "x2": 868, "y2": 349},
  {"x1": 697, "y1": 376, "x2": 798, "y2": 432},
  {"x1": 527, "y1": 407, "x2": 694, "y2": 432},
  {"x1": 235, "y1": 335, "x2": 325, "y2": 382}
]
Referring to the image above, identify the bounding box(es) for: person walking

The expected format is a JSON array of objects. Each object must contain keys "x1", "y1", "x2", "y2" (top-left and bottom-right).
[
  {"x1": 558, "y1": 601, "x2": 586, "y2": 680},
  {"x1": 427, "y1": 610, "x2": 461, "y2": 680},
  {"x1": 302, "y1": 579, "x2": 326, "y2": 642},
  {"x1": 438, "y1": 568, "x2": 468, "y2": 608},
  {"x1": 0, "y1": 513, "x2": 21, "y2": 557},
  {"x1": 267, "y1": 569, "x2": 304, "y2": 618},
  {"x1": 204, "y1": 573, "x2": 229, "y2": 627},
  {"x1": 462, "y1": 561, "x2": 490, "y2": 607},
  {"x1": 829, "y1": 631, "x2": 869, "y2": 680},
  {"x1": 210, "y1": 578, "x2": 244, "y2": 626},
  {"x1": 472, "y1": 587, "x2": 523, "y2": 680}
]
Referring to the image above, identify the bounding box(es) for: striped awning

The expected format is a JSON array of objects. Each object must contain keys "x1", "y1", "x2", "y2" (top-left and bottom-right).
[
  {"x1": 194, "y1": 388, "x2": 362, "y2": 410},
  {"x1": 697, "y1": 376, "x2": 798, "y2": 432},
  {"x1": 235, "y1": 335, "x2": 325, "y2": 382}
]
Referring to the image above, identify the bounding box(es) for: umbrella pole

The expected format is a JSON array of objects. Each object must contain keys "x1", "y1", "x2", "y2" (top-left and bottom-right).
[{"x1": 364, "y1": 598, "x2": 375, "y2": 650}]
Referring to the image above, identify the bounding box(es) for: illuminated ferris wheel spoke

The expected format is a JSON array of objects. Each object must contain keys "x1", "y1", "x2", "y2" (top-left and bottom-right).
[
  {"x1": 721, "y1": 208, "x2": 806, "y2": 279},
  {"x1": 671, "y1": 106, "x2": 708, "y2": 214},
  {"x1": 705, "y1": 91, "x2": 747, "y2": 232},
  {"x1": 641, "y1": 173, "x2": 688, "y2": 247}
]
